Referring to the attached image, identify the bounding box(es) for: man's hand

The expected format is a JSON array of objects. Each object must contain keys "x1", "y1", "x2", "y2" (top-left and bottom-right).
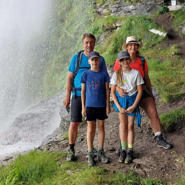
[{"x1": 63, "y1": 96, "x2": 70, "y2": 108}]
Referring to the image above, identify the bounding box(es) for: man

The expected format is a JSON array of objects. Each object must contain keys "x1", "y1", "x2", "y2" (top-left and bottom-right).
[{"x1": 63, "y1": 33, "x2": 107, "y2": 161}]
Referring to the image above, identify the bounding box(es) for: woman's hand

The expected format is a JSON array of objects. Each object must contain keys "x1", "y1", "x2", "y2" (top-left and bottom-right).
[{"x1": 116, "y1": 86, "x2": 128, "y2": 97}]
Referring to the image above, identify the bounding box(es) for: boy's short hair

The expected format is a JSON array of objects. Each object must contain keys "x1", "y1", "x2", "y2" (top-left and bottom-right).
[
  {"x1": 82, "y1": 33, "x2": 96, "y2": 42},
  {"x1": 88, "y1": 51, "x2": 100, "y2": 60}
]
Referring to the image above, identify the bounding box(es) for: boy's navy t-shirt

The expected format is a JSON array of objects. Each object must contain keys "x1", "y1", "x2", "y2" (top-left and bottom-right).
[
  {"x1": 80, "y1": 69, "x2": 110, "y2": 107},
  {"x1": 68, "y1": 53, "x2": 106, "y2": 96}
]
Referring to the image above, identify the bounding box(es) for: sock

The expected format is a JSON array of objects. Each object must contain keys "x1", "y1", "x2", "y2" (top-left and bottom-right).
[
  {"x1": 98, "y1": 147, "x2": 103, "y2": 151},
  {"x1": 121, "y1": 142, "x2": 127, "y2": 150},
  {"x1": 155, "y1": 132, "x2": 161, "y2": 137},
  {"x1": 128, "y1": 144, "x2": 133, "y2": 150},
  {"x1": 88, "y1": 149, "x2": 93, "y2": 153},
  {"x1": 69, "y1": 143, "x2": 75, "y2": 151}
]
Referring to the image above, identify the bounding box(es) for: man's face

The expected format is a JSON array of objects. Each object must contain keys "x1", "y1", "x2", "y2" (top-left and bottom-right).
[{"x1": 82, "y1": 37, "x2": 95, "y2": 53}]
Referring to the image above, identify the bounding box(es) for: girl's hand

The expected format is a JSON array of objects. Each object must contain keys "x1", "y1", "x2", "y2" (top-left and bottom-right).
[
  {"x1": 106, "y1": 106, "x2": 111, "y2": 115},
  {"x1": 126, "y1": 106, "x2": 135, "y2": 114},
  {"x1": 82, "y1": 108, "x2": 86, "y2": 117},
  {"x1": 119, "y1": 107, "x2": 127, "y2": 114}
]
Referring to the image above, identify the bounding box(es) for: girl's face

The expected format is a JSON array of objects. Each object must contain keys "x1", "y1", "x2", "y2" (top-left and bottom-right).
[
  {"x1": 119, "y1": 58, "x2": 131, "y2": 68},
  {"x1": 126, "y1": 43, "x2": 139, "y2": 55}
]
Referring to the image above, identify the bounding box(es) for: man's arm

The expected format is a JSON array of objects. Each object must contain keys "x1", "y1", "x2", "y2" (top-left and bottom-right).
[
  {"x1": 63, "y1": 71, "x2": 74, "y2": 108},
  {"x1": 105, "y1": 82, "x2": 111, "y2": 115}
]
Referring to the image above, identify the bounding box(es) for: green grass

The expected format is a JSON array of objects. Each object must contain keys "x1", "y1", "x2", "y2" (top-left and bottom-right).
[
  {"x1": 147, "y1": 57, "x2": 185, "y2": 102},
  {"x1": 159, "y1": 108, "x2": 185, "y2": 132},
  {"x1": 0, "y1": 150, "x2": 166, "y2": 185},
  {"x1": 171, "y1": 6, "x2": 185, "y2": 36},
  {"x1": 88, "y1": 16, "x2": 165, "y2": 65}
]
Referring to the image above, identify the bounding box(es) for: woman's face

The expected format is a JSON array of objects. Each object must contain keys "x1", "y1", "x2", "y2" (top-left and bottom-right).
[{"x1": 126, "y1": 43, "x2": 139, "y2": 55}]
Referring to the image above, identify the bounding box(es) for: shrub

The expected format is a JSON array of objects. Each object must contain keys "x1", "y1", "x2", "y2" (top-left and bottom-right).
[{"x1": 159, "y1": 5, "x2": 169, "y2": 14}]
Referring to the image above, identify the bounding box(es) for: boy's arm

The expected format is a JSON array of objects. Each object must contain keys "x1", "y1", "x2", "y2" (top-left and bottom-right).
[
  {"x1": 126, "y1": 84, "x2": 143, "y2": 114},
  {"x1": 63, "y1": 71, "x2": 73, "y2": 108},
  {"x1": 81, "y1": 83, "x2": 86, "y2": 117},
  {"x1": 105, "y1": 82, "x2": 111, "y2": 115},
  {"x1": 111, "y1": 84, "x2": 126, "y2": 114}
]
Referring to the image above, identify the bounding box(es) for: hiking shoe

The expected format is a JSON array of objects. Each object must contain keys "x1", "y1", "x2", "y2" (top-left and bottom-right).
[
  {"x1": 86, "y1": 147, "x2": 98, "y2": 158},
  {"x1": 119, "y1": 149, "x2": 126, "y2": 163},
  {"x1": 125, "y1": 149, "x2": 133, "y2": 164},
  {"x1": 92, "y1": 147, "x2": 98, "y2": 158},
  {"x1": 66, "y1": 150, "x2": 76, "y2": 162},
  {"x1": 98, "y1": 149, "x2": 109, "y2": 164},
  {"x1": 155, "y1": 134, "x2": 172, "y2": 150},
  {"x1": 116, "y1": 142, "x2": 122, "y2": 156},
  {"x1": 88, "y1": 151, "x2": 95, "y2": 167}
]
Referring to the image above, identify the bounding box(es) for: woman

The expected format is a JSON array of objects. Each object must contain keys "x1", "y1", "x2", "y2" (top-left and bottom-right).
[{"x1": 114, "y1": 36, "x2": 172, "y2": 156}]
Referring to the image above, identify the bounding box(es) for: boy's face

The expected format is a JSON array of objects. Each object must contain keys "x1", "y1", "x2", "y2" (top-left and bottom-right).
[{"x1": 88, "y1": 57, "x2": 100, "y2": 69}]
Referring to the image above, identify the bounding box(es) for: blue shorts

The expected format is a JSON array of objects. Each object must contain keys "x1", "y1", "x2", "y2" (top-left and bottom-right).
[{"x1": 113, "y1": 92, "x2": 137, "y2": 116}]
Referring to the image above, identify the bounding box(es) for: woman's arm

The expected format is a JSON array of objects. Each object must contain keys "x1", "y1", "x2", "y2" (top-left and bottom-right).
[
  {"x1": 144, "y1": 71, "x2": 155, "y2": 100},
  {"x1": 81, "y1": 83, "x2": 86, "y2": 117},
  {"x1": 115, "y1": 85, "x2": 128, "y2": 97},
  {"x1": 105, "y1": 82, "x2": 111, "y2": 115},
  {"x1": 126, "y1": 84, "x2": 143, "y2": 114},
  {"x1": 111, "y1": 84, "x2": 126, "y2": 114}
]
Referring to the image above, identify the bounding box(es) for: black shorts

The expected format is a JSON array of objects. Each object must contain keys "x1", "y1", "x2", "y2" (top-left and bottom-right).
[
  {"x1": 86, "y1": 107, "x2": 108, "y2": 121},
  {"x1": 141, "y1": 89, "x2": 151, "y2": 100},
  {"x1": 71, "y1": 96, "x2": 82, "y2": 122}
]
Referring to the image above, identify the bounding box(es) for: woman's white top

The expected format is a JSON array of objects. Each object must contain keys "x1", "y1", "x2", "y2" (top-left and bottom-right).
[{"x1": 110, "y1": 69, "x2": 144, "y2": 96}]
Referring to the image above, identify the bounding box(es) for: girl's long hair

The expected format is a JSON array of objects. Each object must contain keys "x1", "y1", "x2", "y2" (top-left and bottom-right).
[{"x1": 116, "y1": 68, "x2": 123, "y2": 86}]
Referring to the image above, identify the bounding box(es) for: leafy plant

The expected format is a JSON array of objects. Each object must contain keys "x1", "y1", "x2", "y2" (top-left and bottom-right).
[{"x1": 159, "y1": 5, "x2": 169, "y2": 14}]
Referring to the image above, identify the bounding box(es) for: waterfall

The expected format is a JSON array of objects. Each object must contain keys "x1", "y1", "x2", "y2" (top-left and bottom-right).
[
  {"x1": 0, "y1": 0, "x2": 92, "y2": 160},
  {"x1": 0, "y1": 0, "x2": 54, "y2": 134},
  {"x1": 0, "y1": 0, "x2": 60, "y2": 159}
]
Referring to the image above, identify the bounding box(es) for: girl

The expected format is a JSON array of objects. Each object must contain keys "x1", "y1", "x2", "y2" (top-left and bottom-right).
[{"x1": 111, "y1": 50, "x2": 144, "y2": 164}]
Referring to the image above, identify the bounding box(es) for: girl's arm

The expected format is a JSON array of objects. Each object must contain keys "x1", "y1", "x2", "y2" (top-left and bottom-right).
[
  {"x1": 126, "y1": 84, "x2": 143, "y2": 114},
  {"x1": 105, "y1": 82, "x2": 111, "y2": 115},
  {"x1": 111, "y1": 84, "x2": 126, "y2": 114},
  {"x1": 81, "y1": 83, "x2": 86, "y2": 117}
]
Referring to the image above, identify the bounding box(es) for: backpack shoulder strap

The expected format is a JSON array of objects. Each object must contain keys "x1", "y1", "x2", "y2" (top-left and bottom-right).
[
  {"x1": 74, "y1": 50, "x2": 84, "y2": 79},
  {"x1": 139, "y1": 56, "x2": 145, "y2": 73}
]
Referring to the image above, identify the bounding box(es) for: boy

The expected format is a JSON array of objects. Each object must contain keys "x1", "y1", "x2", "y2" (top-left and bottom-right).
[{"x1": 81, "y1": 51, "x2": 110, "y2": 166}]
